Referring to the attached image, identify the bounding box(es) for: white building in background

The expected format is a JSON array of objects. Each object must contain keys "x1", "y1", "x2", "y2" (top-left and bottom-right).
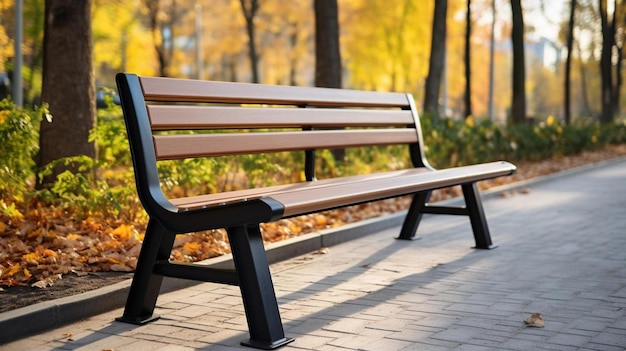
[{"x1": 526, "y1": 37, "x2": 563, "y2": 71}]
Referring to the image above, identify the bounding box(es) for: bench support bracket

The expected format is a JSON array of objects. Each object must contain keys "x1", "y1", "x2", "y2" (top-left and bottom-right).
[
  {"x1": 227, "y1": 225, "x2": 294, "y2": 350},
  {"x1": 396, "y1": 183, "x2": 497, "y2": 250},
  {"x1": 462, "y1": 183, "x2": 498, "y2": 249},
  {"x1": 116, "y1": 219, "x2": 175, "y2": 324},
  {"x1": 396, "y1": 191, "x2": 431, "y2": 240}
]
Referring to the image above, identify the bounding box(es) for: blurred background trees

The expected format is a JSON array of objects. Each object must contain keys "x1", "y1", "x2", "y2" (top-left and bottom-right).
[{"x1": 1, "y1": 0, "x2": 626, "y2": 128}]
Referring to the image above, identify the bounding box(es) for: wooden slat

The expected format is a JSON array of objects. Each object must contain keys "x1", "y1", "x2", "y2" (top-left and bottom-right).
[
  {"x1": 139, "y1": 76, "x2": 410, "y2": 108},
  {"x1": 153, "y1": 129, "x2": 418, "y2": 160},
  {"x1": 168, "y1": 162, "x2": 516, "y2": 214},
  {"x1": 273, "y1": 162, "x2": 517, "y2": 217},
  {"x1": 170, "y1": 167, "x2": 432, "y2": 211},
  {"x1": 169, "y1": 169, "x2": 432, "y2": 210},
  {"x1": 147, "y1": 105, "x2": 416, "y2": 130}
]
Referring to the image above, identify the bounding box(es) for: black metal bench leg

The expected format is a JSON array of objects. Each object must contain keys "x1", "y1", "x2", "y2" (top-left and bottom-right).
[
  {"x1": 462, "y1": 183, "x2": 497, "y2": 249},
  {"x1": 227, "y1": 225, "x2": 294, "y2": 350},
  {"x1": 117, "y1": 219, "x2": 175, "y2": 324},
  {"x1": 397, "y1": 191, "x2": 431, "y2": 240}
]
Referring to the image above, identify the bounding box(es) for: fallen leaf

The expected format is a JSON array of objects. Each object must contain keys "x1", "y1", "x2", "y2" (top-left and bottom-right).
[
  {"x1": 315, "y1": 247, "x2": 330, "y2": 255},
  {"x1": 31, "y1": 277, "x2": 54, "y2": 289},
  {"x1": 109, "y1": 264, "x2": 133, "y2": 272},
  {"x1": 524, "y1": 312, "x2": 544, "y2": 328}
]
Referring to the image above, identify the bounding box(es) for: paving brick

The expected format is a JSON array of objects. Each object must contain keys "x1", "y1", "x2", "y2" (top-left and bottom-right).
[
  {"x1": 5, "y1": 159, "x2": 626, "y2": 351},
  {"x1": 589, "y1": 331, "x2": 626, "y2": 348}
]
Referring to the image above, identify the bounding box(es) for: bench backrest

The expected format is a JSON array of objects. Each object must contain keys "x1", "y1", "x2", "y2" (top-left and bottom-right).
[{"x1": 116, "y1": 73, "x2": 430, "y2": 214}]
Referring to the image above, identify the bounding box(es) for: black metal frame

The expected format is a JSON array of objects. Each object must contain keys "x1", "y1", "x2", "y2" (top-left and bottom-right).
[
  {"x1": 115, "y1": 73, "x2": 293, "y2": 349},
  {"x1": 396, "y1": 184, "x2": 497, "y2": 249},
  {"x1": 115, "y1": 73, "x2": 509, "y2": 349}
]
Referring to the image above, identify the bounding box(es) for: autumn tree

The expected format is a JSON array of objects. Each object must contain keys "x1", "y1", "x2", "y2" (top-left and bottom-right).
[
  {"x1": 609, "y1": 0, "x2": 625, "y2": 119},
  {"x1": 0, "y1": 0, "x2": 11, "y2": 99},
  {"x1": 464, "y1": 0, "x2": 472, "y2": 119},
  {"x1": 314, "y1": 0, "x2": 341, "y2": 89},
  {"x1": 315, "y1": 0, "x2": 344, "y2": 162},
  {"x1": 92, "y1": 0, "x2": 157, "y2": 85},
  {"x1": 487, "y1": 0, "x2": 496, "y2": 121},
  {"x1": 37, "y1": 0, "x2": 96, "y2": 187},
  {"x1": 573, "y1": 0, "x2": 599, "y2": 117},
  {"x1": 240, "y1": 0, "x2": 260, "y2": 83},
  {"x1": 143, "y1": 0, "x2": 186, "y2": 77},
  {"x1": 342, "y1": 0, "x2": 432, "y2": 93},
  {"x1": 510, "y1": 0, "x2": 526, "y2": 123},
  {"x1": 564, "y1": 0, "x2": 577, "y2": 125},
  {"x1": 423, "y1": 0, "x2": 447, "y2": 116},
  {"x1": 599, "y1": 0, "x2": 613, "y2": 123}
]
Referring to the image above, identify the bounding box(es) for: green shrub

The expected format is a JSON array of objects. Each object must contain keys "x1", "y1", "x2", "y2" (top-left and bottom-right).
[
  {"x1": 0, "y1": 99, "x2": 47, "y2": 200},
  {"x1": 420, "y1": 113, "x2": 626, "y2": 168},
  {"x1": 4, "y1": 99, "x2": 626, "y2": 224}
]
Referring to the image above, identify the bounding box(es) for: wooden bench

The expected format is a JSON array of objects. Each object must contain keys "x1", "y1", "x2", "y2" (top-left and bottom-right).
[{"x1": 115, "y1": 73, "x2": 516, "y2": 349}]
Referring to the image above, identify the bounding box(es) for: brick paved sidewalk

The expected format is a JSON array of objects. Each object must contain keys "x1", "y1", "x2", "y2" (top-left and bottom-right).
[{"x1": 3, "y1": 160, "x2": 626, "y2": 351}]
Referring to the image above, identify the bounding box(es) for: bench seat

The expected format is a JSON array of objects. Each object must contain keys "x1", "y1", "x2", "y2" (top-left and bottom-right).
[{"x1": 169, "y1": 161, "x2": 513, "y2": 217}]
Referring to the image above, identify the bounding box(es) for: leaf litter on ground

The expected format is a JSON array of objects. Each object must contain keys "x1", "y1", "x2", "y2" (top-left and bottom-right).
[{"x1": 1, "y1": 145, "x2": 626, "y2": 290}]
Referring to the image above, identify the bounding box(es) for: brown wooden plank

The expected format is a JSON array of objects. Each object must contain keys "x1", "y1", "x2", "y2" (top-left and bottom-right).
[
  {"x1": 169, "y1": 169, "x2": 431, "y2": 210},
  {"x1": 273, "y1": 161, "x2": 517, "y2": 216},
  {"x1": 168, "y1": 162, "x2": 516, "y2": 214},
  {"x1": 139, "y1": 76, "x2": 410, "y2": 108},
  {"x1": 153, "y1": 129, "x2": 418, "y2": 160},
  {"x1": 147, "y1": 105, "x2": 416, "y2": 130}
]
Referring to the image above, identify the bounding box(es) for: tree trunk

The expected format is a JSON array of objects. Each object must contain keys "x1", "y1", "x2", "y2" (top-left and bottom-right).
[
  {"x1": 564, "y1": 0, "x2": 576, "y2": 125},
  {"x1": 464, "y1": 0, "x2": 472, "y2": 119},
  {"x1": 37, "y1": 0, "x2": 96, "y2": 188},
  {"x1": 611, "y1": 0, "x2": 623, "y2": 117},
  {"x1": 488, "y1": 0, "x2": 496, "y2": 121},
  {"x1": 576, "y1": 40, "x2": 592, "y2": 116},
  {"x1": 511, "y1": 0, "x2": 527, "y2": 124},
  {"x1": 423, "y1": 0, "x2": 447, "y2": 117},
  {"x1": 314, "y1": 0, "x2": 342, "y2": 89},
  {"x1": 239, "y1": 0, "x2": 260, "y2": 83},
  {"x1": 146, "y1": 1, "x2": 166, "y2": 77},
  {"x1": 599, "y1": 0, "x2": 614, "y2": 123},
  {"x1": 315, "y1": 0, "x2": 344, "y2": 162}
]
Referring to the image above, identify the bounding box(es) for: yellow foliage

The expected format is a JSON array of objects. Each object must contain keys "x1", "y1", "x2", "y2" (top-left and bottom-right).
[
  {"x1": 67, "y1": 233, "x2": 81, "y2": 241},
  {"x1": 0, "y1": 200, "x2": 24, "y2": 220},
  {"x1": 92, "y1": 1, "x2": 157, "y2": 83},
  {"x1": 43, "y1": 249, "x2": 58, "y2": 258},
  {"x1": 1, "y1": 264, "x2": 20, "y2": 278},
  {"x1": 0, "y1": 20, "x2": 11, "y2": 72},
  {"x1": 182, "y1": 241, "x2": 201, "y2": 254},
  {"x1": 342, "y1": 0, "x2": 433, "y2": 92},
  {"x1": 0, "y1": 110, "x2": 9, "y2": 124},
  {"x1": 106, "y1": 256, "x2": 124, "y2": 265},
  {"x1": 111, "y1": 224, "x2": 133, "y2": 241}
]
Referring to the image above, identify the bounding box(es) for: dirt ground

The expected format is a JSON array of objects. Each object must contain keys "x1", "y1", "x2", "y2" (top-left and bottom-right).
[
  {"x1": 2, "y1": 146, "x2": 626, "y2": 315},
  {"x1": 0, "y1": 272, "x2": 131, "y2": 313}
]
